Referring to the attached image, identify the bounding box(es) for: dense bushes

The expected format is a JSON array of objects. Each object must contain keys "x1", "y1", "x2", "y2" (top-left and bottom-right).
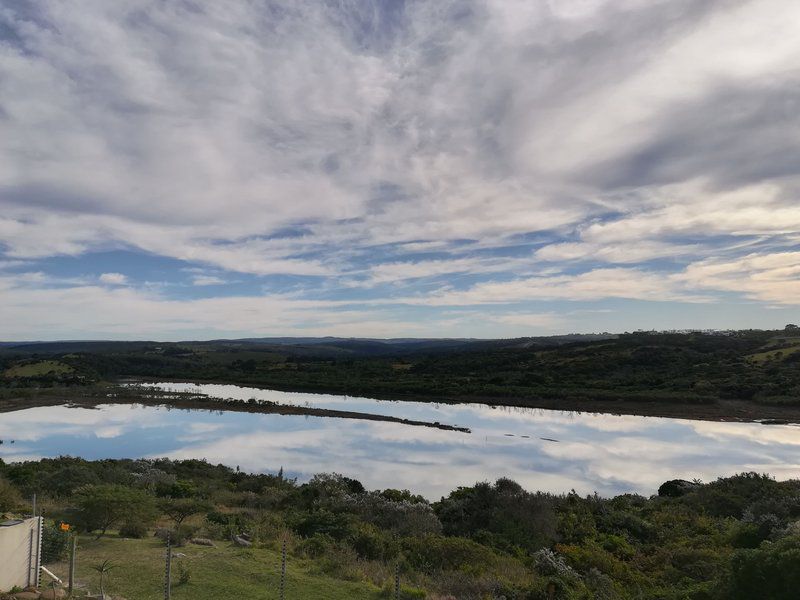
[
  {"x1": 2, "y1": 457, "x2": 800, "y2": 598},
  {"x1": 436, "y1": 478, "x2": 557, "y2": 553},
  {"x1": 401, "y1": 534, "x2": 501, "y2": 574},
  {"x1": 0, "y1": 476, "x2": 21, "y2": 512},
  {"x1": 724, "y1": 536, "x2": 800, "y2": 599},
  {"x1": 7, "y1": 329, "x2": 800, "y2": 407}
]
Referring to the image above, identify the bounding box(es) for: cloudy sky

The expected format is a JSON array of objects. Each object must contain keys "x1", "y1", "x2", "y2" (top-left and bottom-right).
[{"x1": 1, "y1": 0, "x2": 799, "y2": 340}]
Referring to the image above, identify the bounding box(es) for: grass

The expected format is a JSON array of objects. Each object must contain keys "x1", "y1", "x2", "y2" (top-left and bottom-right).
[
  {"x1": 3, "y1": 360, "x2": 74, "y2": 378},
  {"x1": 45, "y1": 535, "x2": 383, "y2": 600},
  {"x1": 747, "y1": 344, "x2": 800, "y2": 363}
]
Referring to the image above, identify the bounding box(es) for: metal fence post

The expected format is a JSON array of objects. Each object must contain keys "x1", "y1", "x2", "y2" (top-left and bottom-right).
[
  {"x1": 394, "y1": 561, "x2": 400, "y2": 600},
  {"x1": 28, "y1": 528, "x2": 34, "y2": 588},
  {"x1": 68, "y1": 535, "x2": 77, "y2": 596},
  {"x1": 164, "y1": 533, "x2": 172, "y2": 600},
  {"x1": 279, "y1": 536, "x2": 287, "y2": 600},
  {"x1": 35, "y1": 517, "x2": 43, "y2": 588}
]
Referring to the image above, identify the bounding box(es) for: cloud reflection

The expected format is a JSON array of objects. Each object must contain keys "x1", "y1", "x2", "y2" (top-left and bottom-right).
[{"x1": 2, "y1": 383, "x2": 800, "y2": 498}]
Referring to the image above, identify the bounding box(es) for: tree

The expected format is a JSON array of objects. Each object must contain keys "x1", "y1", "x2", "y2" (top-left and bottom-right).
[
  {"x1": 74, "y1": 484, "x2": 157, "y2": 537},
  {"x1": 159, "y1": 497, "x2": 213, "y2": 525}
]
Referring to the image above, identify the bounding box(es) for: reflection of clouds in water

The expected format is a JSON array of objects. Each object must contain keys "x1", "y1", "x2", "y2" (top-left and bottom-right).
[
  {"x1": 94, "y1": 426, "x2": 124, "y2": 439},
  {"x1": 688, "y1": 420, "x2": 800, "y2": 446},
  {"x1": 4, "y1": 383, "x2": 800, "y2": 498},
  {"x1": 0, "y1": 404, "x2": 173, "y2": 442},
  {"x1": 157, "y1": 423, "x2": 598, "y2": 497}
]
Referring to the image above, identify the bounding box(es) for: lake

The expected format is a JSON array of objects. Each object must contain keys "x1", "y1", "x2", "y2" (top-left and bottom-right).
[{"x1": 2, "y1": 381, "x2": 799, "y2": 498}]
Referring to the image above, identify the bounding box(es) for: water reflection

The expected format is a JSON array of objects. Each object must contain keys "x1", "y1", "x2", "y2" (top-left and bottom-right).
[{"x1": 1, "y1": 382, "x2": 799, "y2": 498}]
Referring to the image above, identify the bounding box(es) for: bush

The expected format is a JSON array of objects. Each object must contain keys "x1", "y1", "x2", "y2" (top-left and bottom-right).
[
  {"x1": 298, "y1": 533, "x2": 337, "y2": 558},
  {"x1": 724, "y1": 535, "x2": 800, "y2": 599},
  {"x1": 348, "y1": 523, "x2": 397, "y2": 561},
  {"x1": 401, "y1": 535, "x2": 500, "y2": 575},
  {"x1": 290, "y1": 509, "x2": 354, "y2": 540},
  {"x1": 155, "y1": 523, "x2": 198, "y2": 547},
  {"x1": 435, "y1": 479, "x2": 556, "y2": 552},
  {"x1": 380, "y1": 582, "x2": 426, "y2": 599},
  {"x1": 40, "y1": 522, "x2": 70, "y2": 563},
  {"x1": 598, "y1": 533, "x2": 636, "y2": 559},
  {"x1": 0, "y1": 477, "x2": 21, "y2": 512},
  {"x1": 155, "y1": 479, "x2": 197, "y2": 498},
  {"x1": 38, "y1": 465, "x2": 100, "y2": 497},
  {"x1": 119, "y1": 521, "x2": 148, "y2": 538}
]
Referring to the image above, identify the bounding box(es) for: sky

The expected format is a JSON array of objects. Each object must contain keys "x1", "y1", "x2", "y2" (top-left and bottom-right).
[{"x1": 1, "y1": 0, "x2": 799, "y2": 341}]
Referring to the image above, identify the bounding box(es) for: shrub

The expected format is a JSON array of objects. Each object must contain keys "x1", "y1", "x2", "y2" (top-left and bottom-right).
[
  {"x1": 724, "y1": 535, "x2": 800, "y2": 599},
  {"x1": 380, "y1": 582, "x2": 426, "y2": 599},
  {"x1": 40, "y1": 522, "x2": 70, "y2": 563},
  {"x1": 155, "y1": 523, "x2": 198, "y2": 547},
  {"x1": 598, "y1": 533, "x2": 636, "y2": 560},
  {"x1": 0, "y1": 476, "x2": 21, "y2": 512},
  {"x1": 37, "y1": 466, "x2": 100, "y2": 497},
  {"x1": 155, "y1": 479, "x2": 197, "y2": 498},
  {"x1": 290, "y1": 509, "x2": 354, "y2": 540},
  {"x1": 401, "y1": 535, "x2": 500, "y2": 575},
  {"x1": 176, "y1": 561, "x2": 192, "y2": 586},
  {"x1": 435, "y1": 479, "x2": 556, "y2": 552},
  {"x1": 119, "y1": 521, "x2": 148, "y2": 539},
  {"x1": 299, "y1": 533, "x2": 337, "y2": 558},
  {"x1": 348, "y1": 523, "x2": 397, "y2": 561}
]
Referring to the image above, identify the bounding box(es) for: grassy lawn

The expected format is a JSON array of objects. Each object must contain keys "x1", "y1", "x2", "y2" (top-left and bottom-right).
[
  {"x1": 45, "y1": 536, "x2": 383, "y2": 600},
  {"x1": 3, "y1": 360, "x2": 74, "y2": 378}
]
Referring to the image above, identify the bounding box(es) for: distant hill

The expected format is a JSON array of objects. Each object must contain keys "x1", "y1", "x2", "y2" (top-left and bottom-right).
[
  {"x1": 4, "y1": 329, "x2": 800, "y2": 419},
  {"x1": 0, "y1": 333, "x2": 618, "y2": 357}
]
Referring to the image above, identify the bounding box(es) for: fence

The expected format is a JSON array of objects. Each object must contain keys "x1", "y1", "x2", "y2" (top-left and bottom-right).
[{"x1": 20, "y1": 532, "x2": 414, "y2": 600}]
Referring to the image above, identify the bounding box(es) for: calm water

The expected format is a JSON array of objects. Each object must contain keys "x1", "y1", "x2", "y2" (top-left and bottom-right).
[{"x1": 1, "y1": 381, "x2": 799, "y2": 498}]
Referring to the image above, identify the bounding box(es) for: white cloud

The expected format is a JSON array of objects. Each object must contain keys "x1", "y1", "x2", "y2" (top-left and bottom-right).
[
  {"x1": 681, "y1": 251, "x2": 800, "y2": 305},
  {"x1": 192, "y1": 275, "x2": 226, "y2": 286},
  {"x1": 99, "y1": 272, "x2": 128, "y2": 285},
  {"x1": 1, "y1": 1, "x2": 800, "y2": 335},
  {"x1": 534, "y1": 241, "x2": 699, "y2": 264},
  {"x1": 415, "y1": 268, "x2": 710, "y2": 306}
]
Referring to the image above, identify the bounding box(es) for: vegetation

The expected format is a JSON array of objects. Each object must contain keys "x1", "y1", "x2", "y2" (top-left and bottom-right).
[
  {"x1": 45, "y1": 535, "x2": 384, "y2": 600},
  {"x1": 1, "y1": 456, "x2": 799, "y2": 598},
  {"x1": 2, "y1": 328, "x2": 800, "y2": 417}
]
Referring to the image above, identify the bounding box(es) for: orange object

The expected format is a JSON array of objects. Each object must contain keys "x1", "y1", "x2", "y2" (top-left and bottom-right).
[{"x1": 59, "y1": 522, "x2": 71, "y2": 532}]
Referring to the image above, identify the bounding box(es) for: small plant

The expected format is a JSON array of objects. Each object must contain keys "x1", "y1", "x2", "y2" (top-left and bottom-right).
[
  {"x1": 177, "y1": 560, "x2": 192, "y2": 585},
  {"x1": 92, "y1": 559, "x2": 116, "y2": 598}
]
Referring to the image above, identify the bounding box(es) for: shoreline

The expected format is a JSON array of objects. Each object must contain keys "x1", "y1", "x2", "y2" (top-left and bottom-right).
[
  {"x1": 0, "y1": 388, "x2": 471, "y2": 433},
  {"x1": 3, "y1": 379, "x2": 800, "y2": 425},
  {"x1": 119, "y1": 377, "x2": 800, "y2": 424}
]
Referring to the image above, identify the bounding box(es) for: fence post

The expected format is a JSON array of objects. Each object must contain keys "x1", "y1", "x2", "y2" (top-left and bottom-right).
[
  {"x1": 68, "y1": 535, "x2": 77, "y2": 596},
  {"x1": 279, "y1": 536, "x2": 287, "y2": 600},
  {"x1": 35, "y1": 517, "x2": 43, "y2": 588},
  {"x1": 32, "y1": 493, "x2": 37, "y2": 518},
  {"x1": 28, "y1": 528, "x2": 34, "y2": 588},
  {"x1": 164, "y1": 533, "x2": 172, "y2": 600},
  {"x1": 394, "y1": 561, "x2": 400, "y2": 600}
]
